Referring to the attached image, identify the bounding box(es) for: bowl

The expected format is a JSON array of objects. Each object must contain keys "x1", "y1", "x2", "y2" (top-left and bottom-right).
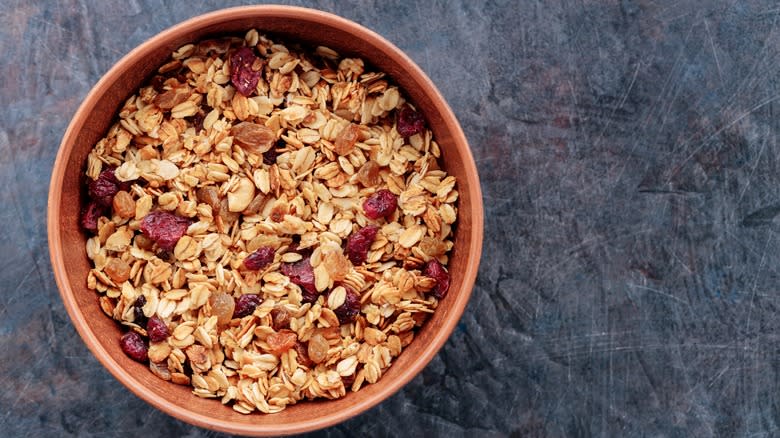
[{"x1": 48, "y1": 5, "x2": 483, "y2": 436}]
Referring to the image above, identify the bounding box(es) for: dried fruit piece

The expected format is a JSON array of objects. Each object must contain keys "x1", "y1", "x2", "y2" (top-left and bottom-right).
[
  {"x1": 281, "y1": 256, "x2": 318, "y2": 303},
  {"x1": 362, "y1": 189, "x2": 397, "y2": 220},
  {"x1": 322, "y1": 251, "x2": 351, "y2": 281},
  {"x1": 234, "y1": 294, "x2": 262, "y2": 318},
  {"x1": 230, "y1": 47, "x2": 263, "y2": 96},
  {"x1": 332, "y1": 286, "x2": 361, "y2": 324},
  {"x1": 356, "y1": 160, "x2": 382, "y2": 187},
  {"x1": 231, "y1": 122, "x2": 275, "y2": 155},
  {"x1": 153, "y1": 84, "x2": 191, "y2": 110},
  {"x1": 140, "y1": 210, "x2": 191, "y2": 251},
  {"x1": 243, "y1": 246, "x2": 275, "y2": 271},
  {"x1": 333, "y1": 123, "x2": 360, "y2": 155},
  {"x1": 267, "y1": 330, "x2": 297, "y2": 355},
  {"x1": 396, "y1": 105, "x2": 425, "y2": 138},
  {"x1": 133, "y1": 295, "x2": 148, "y2": 327},
  {"x1": 209, "y1": 292, "x2": 235, "y2": 326},
  {"x1": 262, "y1": 147, "x2": 279, "y2": 165},
  {"x1": 423, "y1": 259, "x2": 450, "y2": 299},
  {"x1": 135, "y1": 234, "x2": 155, "y2": 251},
  {"x1": 146, "y1": 316, "x2": 170, "y2": 342},
  {"x1": 307, "y1": 333, "x2": 329, "y2": 364},
  {"x1": 80, "y1": 201, "x2": 105, "y2": 232},
  {"x1": 345, "y1": 225, "x2": 378, "y2": 265},
  {"x1": 196, "y1": 186, "x2": 220, "y2": 212},
  {"x1": 294, "y1": 341, "x2": 313, "y2": 367},
  {"x1": 218, "y1": 198, "x2": 240, "y2": 227},
  {"x1": 243, "y1": 193, "x2": 267, "y2": 215},
  {"x1": 89, "y1": 168, "x2": 121, "y2": 207},
  {"x1": 271, "y1": 307, "x2": 291, "y2": 331},
  {"x1": 120, "y1": 332, "x2": 148, "y2": 362},
  {"x1": 112, "y1": 190, "x2": 135, "y2": 218},
  {"x1": 104, "y1": 258, "x2": 131, "y2": 283}
]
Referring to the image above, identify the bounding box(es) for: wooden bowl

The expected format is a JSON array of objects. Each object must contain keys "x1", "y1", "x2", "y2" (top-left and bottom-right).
[{"x1": 48, "y1": 6, "x2": 483, "y2": 436}]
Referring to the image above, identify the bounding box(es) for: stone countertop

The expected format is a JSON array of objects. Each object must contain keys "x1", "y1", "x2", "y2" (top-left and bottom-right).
[{"x1": 2, "y1": 0, "x2": 780, "y2": 436}]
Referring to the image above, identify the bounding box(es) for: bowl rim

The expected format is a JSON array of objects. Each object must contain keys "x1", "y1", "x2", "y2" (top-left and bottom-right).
[{"x1": 48, "y1": 5, "x2": 483, "y2": 436}]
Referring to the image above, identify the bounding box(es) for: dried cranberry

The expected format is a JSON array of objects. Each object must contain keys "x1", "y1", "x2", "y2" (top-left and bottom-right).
[
  {"x1": 146, "y1": 316, "x2": 169, "y2": 342},
  {"x1": 396, "y1": 105, "x2": 426, "y2": 138},
  {"x1": 234, "y1": 294, "x2": 262, "y2": 318},
  {"x1": 120, "y1": 332, "x2": 148, "y2": 362},
  {"x1": 230, "y1": 47, "x2": 262, "y2": 96},
  {"x1": 80, "y1": 201, "x2": 105, "y2": 232},
  {"x1": 362, "y1": 189, "x2": 397, "y2": 220},
  {"x1": 133, "y1": 295, "x2": 148, "y2": 327},
  {"x1": 140, "y1": 210, "x2": 190, "y2": 251},
  {"x1": 88, "y1": 168, "x2": 120, "y2": 207},
  {"x1": 281, "y1": 257, "x2": 318, "y2": 303},
  {"x1": 243, "y1": 246, "x2": 275, "y2": 270},
  {"x1": 346, "y1": 225, "x2": 378, "y2": 265},
  {"x1": 332, "y1": 287, "x2": 361, "y2": 324},
  {"x1": 423, "y1": 259, "x2": 450, "y2": 299}
]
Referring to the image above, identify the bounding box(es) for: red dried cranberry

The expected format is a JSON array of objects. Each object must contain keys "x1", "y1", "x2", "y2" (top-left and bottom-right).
[
  {"x1": 281, "y1": 257, "x2": 318, "y2": 303},
  {"x1": 88, "y1": 168, "x2": 120, "y2": 207},
  {"x1": 80, "y1": 201, "x2": 105, "y2": 232},
  {"x1": 423, "y1": 259, "x2": 450, "y2": 299},
  {"x1": 120, "y1": 332, "x2": 148, "y2": 362},
  {"x1": 140, "y1": 210, "x2": 190, "y2": 251},
  {"x1": 396, "y1": 105, "x2": 426, "y2": 138},
  {"x1": 346, "y1": 225, "x2": 378, "y2": 265},
  {"x1": 243, "y1": 246, "x2": 275, "y2": 270},
  {"x1": 146, "y1": 316, "x2": 169, "y2": 342},
  {"x1": 234, "y1": 294, "x2": 262, "y2": 318},
  {"x1": 362, "y1": 189, "x2": 397, "y2": 220},
  {"x1": 332, "y1": 287, "x2": 361, "y2": 324},
  {"x1": 230, "y1": 47, "x2": 262, "y2": 96},
  {"x1": 133, "y1": 295, "x2": 148, "y2": 327}
]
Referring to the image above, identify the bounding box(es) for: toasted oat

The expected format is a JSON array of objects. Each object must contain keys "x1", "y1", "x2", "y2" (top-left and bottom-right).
[{"x1": 81, "y1": 29, "x2": 457, "y2": 414}]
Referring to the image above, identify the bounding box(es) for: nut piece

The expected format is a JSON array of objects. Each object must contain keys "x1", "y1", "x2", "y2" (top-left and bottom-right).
[{"x1": 227, "y1": 177, "x2": 256, "y2": 212}]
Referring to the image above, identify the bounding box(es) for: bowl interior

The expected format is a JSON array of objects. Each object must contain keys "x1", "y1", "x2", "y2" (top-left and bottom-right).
[{"x1": 50, "y1": 6, "x2": 482, "y2": 436}]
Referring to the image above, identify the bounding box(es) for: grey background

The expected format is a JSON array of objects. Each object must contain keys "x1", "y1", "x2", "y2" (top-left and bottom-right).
[{"x1": 2, "y1": 0, "x2": 780, "y2": 436}]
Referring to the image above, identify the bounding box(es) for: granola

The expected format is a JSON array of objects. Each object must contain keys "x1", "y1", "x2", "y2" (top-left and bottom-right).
[{"x1": 81, "y1": 29, "x2": 457, "y2": 414}]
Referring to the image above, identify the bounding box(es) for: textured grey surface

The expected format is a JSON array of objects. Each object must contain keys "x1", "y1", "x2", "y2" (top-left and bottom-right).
[{"x1": 2, "y1": 0, "x2": 780, "y2": 436}]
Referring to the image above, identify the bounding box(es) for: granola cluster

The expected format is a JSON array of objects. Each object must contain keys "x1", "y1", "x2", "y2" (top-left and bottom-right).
[{"x1": 82, "y1": 29, "x2": 458, "y2": 414}]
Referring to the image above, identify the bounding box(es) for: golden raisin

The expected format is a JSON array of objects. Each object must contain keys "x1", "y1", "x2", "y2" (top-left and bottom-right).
[
  {"x1": 307, "y1": 333, "x2": 329, "y2": 364},
  {"x1": 271, "y1": 307, "x2": 291, "y2": 331},
  {"x1": 135, "y1": 234, "x2": 155, "y2": 251},
  {"x1": 112, "y1": 191, "x2": 135, "y2": 219},
  {"x1": 243, "y1": 193, "x2": 267, "y2": 215},
  {"x1": 356, "y1": 160, "x2": 382, "y2": 187},
  {"x1": 333, "y1": 123, "x2": 360, "y2": 155},
  {"x1": 231, "y1": 122, "x2": 275, "y2": 154},
  {"x1": 267, "y1": 330, "x2": 297, "y2": 355},
  {"x1": 196, "y1": 186, "x2": 220, "y2": 212},
  {"x1": 322, "y1": 251, "x2": 351, "y2": 282},
  {"x1": 104, "y1": 258, "x2": 131, "y2": 283},
  {"x1": 209, "y1": 292, "x2": 235, "y2": 326}
]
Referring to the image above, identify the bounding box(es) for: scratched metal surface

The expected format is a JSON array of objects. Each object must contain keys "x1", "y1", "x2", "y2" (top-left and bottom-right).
[{"x1": 2, "y1": 0, "x2": 780, "y2": 436}]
